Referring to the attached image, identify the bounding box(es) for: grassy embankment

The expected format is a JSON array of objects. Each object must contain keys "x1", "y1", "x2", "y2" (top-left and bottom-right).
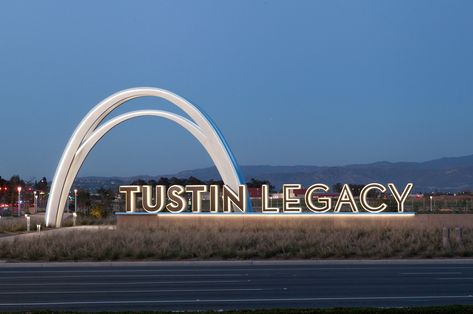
[{"x1": 0, "y1": 214, "x2": 472, "y2": 261}]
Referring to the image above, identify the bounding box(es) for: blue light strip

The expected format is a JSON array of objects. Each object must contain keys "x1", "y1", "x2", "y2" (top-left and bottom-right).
[{"x1": 187, "y1": 98, "x2": 253, "y2": 213}]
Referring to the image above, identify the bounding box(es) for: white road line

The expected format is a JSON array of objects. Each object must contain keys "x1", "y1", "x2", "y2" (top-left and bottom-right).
[
  {"x1": 1, "y1": 266, "x2": 472, "y2": 274},
  {"x1": 0, "y1": 295, "x2": 472, "y2": 307},
  {"x1": 0, "y1": 279, "x2": 250, "y2": 286},
  {"x1": 0, "y1": 288, "x2": 265, "y2": 295},
  {"x1": 437, "y1": 277, "x2": 473, "y2": 280},
  {"x1": 400, "y1": 272, "x2": 462, "y2": 275},
  {"x1": 0, "y1": 273, "x2": 248, "y2": 279}
]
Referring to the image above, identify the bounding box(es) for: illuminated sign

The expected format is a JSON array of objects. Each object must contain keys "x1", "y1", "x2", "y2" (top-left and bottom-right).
[{"x1": 119, "y1": 183, "x2": 414, "y2": 214}]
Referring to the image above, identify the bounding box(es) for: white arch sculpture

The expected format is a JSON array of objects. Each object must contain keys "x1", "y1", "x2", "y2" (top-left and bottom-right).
[{"x1": 45, "y1": 87, "x2": 249, "y2": 227}]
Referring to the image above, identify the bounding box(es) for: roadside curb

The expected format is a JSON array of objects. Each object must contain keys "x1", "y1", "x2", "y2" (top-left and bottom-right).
[{"x1": 2, "y1": 258, "x2": 473, "y2": 267}]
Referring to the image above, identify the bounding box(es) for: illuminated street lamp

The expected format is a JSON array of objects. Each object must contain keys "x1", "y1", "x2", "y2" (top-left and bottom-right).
[
  {"x1": 430, "y1": 195, "x2": 433, "y2": 212},
  {"x1": 17, "y1": 186, "x2": 22, "y2": 217},
  {"x1": 74, "y1": 189, "x2": 78, "y2": 213},
  {"x1": 34, "y1": 191, "x2": 38, "y2": 214}
]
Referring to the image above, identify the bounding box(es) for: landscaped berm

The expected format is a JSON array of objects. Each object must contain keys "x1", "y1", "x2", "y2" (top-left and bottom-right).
[{"x1": 0, "y1": 214, "x2": 471, "y2": 261}]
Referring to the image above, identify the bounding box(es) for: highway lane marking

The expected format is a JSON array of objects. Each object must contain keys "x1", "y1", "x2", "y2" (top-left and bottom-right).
[
  {"x1": 0, "y1": 273, "x2": 249, "y2": 279},
  {"x1": 0, "y1": 288, "x2": 265, "y2": 295},
  {"x1": 2, "y1": 266, "x2": 472, "y2": 274},
  {"x1": 0, "y1": 265, "x2": 473, "y2": 274},
  {"x1": 0, "y1": 279, "x2": 251, "y2": 286},
  {"x1": 400, "y1": 272, "x2": 462, "y2": 275},
  {"x1": 0, "y1": 295, "x2": 472, "y2": 307}
]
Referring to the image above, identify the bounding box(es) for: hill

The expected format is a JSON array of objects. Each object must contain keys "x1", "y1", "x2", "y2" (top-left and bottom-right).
[{"x1": 74, "y1": 154, "x2": 473, "y2": 193}]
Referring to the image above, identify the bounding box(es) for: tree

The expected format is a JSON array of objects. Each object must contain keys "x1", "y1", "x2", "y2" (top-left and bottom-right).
[
  {"x1": 169, "y1": 177, "x2": 186, "y2": 186},
  {"x1": 77, "y1": 189, "x2": 91, "y2": 211},
  {"x1": 247, "y1": 178, "x2": 275, "y2": 192},
  {"x1": 7, "y1": 175, "x2": 24, "y2": 205},
  {"x1": 187, "y1": 176, "x2": 204, "y2": 185},
  {"x1": 0, "y1": 176, "x2": 6, "y2": 204},
  {"x1": 207, "y1": 179, "x2": 224, "y2": 186},
  {"x1": 349, "y1": 184, "x2": 365, "y2": 197},
  {"x1": 157, "y1": 177, "x2": 170, "y2": 186},
  {"x1": 96, "y1": 188, "x2": 115, "y2": 215},
  {"x1": 35, "y1": 177, "x2": 48, "y2": 192},
  {"x1": 333, "y1": 183, "x2": 343, "y2": 193},
  {"x1": 9, "y1": 175, "x2": 23, "y2": 187},
  {"x1": 130, "y1": 179, "x2": 147, "y2": 186}
]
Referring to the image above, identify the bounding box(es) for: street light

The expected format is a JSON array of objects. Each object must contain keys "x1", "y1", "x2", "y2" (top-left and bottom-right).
[
  {"x1": 34, "y1": 191, "x2": 38, "y2": 214},
  {"x1": 17, "y1": 186, "x2": 22, "y2": 217},
  {"x1": 430, "y1": 195, "x2": 433, "y2": 212},
  {"x1": 74, "y1": 189, "x2": 78, "y2": 213}
]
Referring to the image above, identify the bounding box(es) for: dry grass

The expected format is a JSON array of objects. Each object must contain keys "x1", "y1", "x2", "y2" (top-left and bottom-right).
[
  {"x1": 0, "y1": 216, "x2": 44, "y2": 233},
  {"x1": 0, "y1": 218, "x2": 472, "y2": 261},
  {"x1": 0, "y1": 215, "x2": 116, "y2": 234}
]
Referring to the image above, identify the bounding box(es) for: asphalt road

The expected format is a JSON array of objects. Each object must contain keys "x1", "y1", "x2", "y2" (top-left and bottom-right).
[{"x1": 0, "y1": 260, "x2": 473, "y2": 311}]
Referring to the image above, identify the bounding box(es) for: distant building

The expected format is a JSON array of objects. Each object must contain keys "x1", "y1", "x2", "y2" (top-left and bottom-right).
[{"x1": 248, "y1": 187, "x2": 262, "y2": 199}]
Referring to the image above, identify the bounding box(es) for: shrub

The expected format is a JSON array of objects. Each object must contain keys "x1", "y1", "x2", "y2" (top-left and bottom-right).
[{"x1": 89, "y1": 206, "x2": 105, "y2": 219}]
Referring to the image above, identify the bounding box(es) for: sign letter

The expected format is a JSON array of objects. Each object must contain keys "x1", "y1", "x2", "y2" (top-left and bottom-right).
[{"x1": 388, "y1": 183, "x2": 413, "y2": 213}]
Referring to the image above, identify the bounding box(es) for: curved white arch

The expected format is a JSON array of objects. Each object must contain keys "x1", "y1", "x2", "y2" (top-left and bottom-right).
[
  {"x1": 57, "y1": 110, "x2": 208, "y2": 228},
  {"x1": 46, "y1": 87, "x2": 250, "y2": 227}
]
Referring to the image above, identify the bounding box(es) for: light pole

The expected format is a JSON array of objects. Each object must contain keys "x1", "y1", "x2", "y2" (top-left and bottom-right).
[
  {"x1": 430, "y1": 195, "x2": 433, "y2": 212},
  {"x1": 17, "y1": 186, "x2": 22, "y2": 217},
  {"x1": 34, "y1": 191, "x2": 38, "y2": 214},
  {"x1": 74, "y1": 189, "x2": 78, "y2": 213}
]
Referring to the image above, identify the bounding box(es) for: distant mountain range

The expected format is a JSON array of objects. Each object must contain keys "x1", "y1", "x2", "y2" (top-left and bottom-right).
[{"x1": 74, "y1": 154, "x2": 473, "y2": 193}]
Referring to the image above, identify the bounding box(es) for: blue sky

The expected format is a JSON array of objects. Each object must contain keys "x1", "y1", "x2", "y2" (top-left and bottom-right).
[{"x1": 0, "y1": 0, "x2": 472, "y2": 180}]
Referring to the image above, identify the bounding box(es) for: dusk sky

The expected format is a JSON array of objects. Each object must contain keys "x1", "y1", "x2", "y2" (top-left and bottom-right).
[{"x1": 1, "y1": 0, "x2": 472, "y2": 180}]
